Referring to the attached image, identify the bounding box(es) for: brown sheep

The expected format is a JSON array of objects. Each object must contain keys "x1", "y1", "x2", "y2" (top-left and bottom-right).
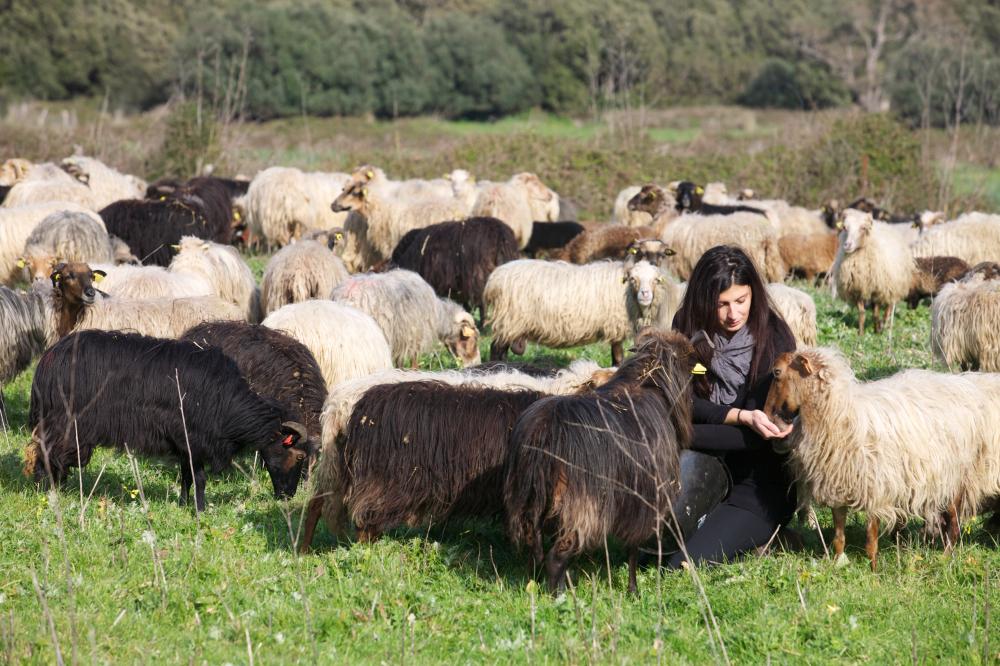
[
  {"x1": 778, "y1": 232, "x2": 838, "y2": 283},
  {"x1": 906, "y1": 256, "x2": 971, "y2": 309}
]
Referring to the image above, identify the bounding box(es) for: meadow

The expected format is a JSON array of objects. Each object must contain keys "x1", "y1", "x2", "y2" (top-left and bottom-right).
[{"x1": 0, "y1": 105, "x2": 998, "y2": 663}]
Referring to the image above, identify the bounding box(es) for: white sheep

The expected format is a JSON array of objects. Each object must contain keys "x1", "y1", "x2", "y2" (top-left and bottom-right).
[
  {"x1": 330, "y1": 269, "x2": 481, "y2": 368},
  {"x1": 2, "y1": 176, "x2": 98, "y2": 210},
  {"x1": 0, "y1": 285, "x2": 54, "y2": 427},
  {"x1": 471, "y1": 173, "x2": 560, "y2": 249},
  {"x1": 60, "y1": 155, "x2": 146, "y2": 208},
  {"x1": 97, "y1": 265, "x2": 215, "y2": 300},
  {"x1": 261, "y1": 300, "x2": 393, "y2": 389},
  {"x1": 244, "y1": 167, "x2": 351, "y2": 248},
  {"x1": 260, "y1": 238, "x2": 349, "y2": 317},
  {"x1": 20, "y1": 210, "x2": 113, "y2": 284},
  {"x1": 484, "y1": 258, "x2": 683, "y2": 366},
  {"x1": 832, "y1": 210, "x2": 912, "y2": 335},
  {"x1": 660, "y1": 212, "x2": 786, "y2": 282},
  {"x1": 931, "y1": 277, "x2": 1000, "y2": 372},
  {"x1": 767, "y1": 283, "x2": 818, "y2": 347},
  {"x1": 910, "y1": 212, "x2": 1000, "y2": 265},
  {"x1": 0, "y1": 202, "x2": 96, "y2": 284},
  {"x1": 168, "y1": 236, "x2": 260, "y2": 322}
]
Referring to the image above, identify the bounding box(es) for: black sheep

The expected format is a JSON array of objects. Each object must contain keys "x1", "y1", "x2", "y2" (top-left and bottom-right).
[
  {"x1": 390, "y1": 217, "x2": 519, "y2": 324},
  {"x1": 522, "y1": 221, "x2": 586, "y2": 258},
  {"x1": 675, "y1": 181, "x2": 768, "y2": 218},
  {"x1": 504, "y1": 329, "x2": 696, "y2": 594},
  {"x1": 100, "y1": 199, "x2": 223, "y2": 266},
  {"x1": 26, "y1": 330, "x2": 312, "y2": 511}
]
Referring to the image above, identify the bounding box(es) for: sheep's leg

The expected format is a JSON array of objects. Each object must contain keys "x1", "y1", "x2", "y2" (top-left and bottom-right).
[
  {"x1": 193, "y1": 467, "x2": 207, "y2": 513},
  {"x1": 831, "y1": 506, "x2": 847, "y2": 558},
  {"x1": 627, "y1": 548, "x2": 639, "y2": 595},
  {"x1": 489, "y1": 340, "x2": 509, "y2": 362},
  {"x1": 0, "y1": 387, "x2": 7, "y2": 431},
  {"x1": 883, "y1": 302, "x2": 895, "y2": 335},
  {"x1": 299, "y1": 495, "x2": 325, "y2": 553},
  {"x1": 872, "y1": 303, "x2": 883, "y2": 333},
  {"x1": 531, "y1": 527, "x2": 545, "y2": 569},
  {"x1": 545, "y1": 533, "x2": 576, "y2": 594},
  {"x1": 611, "y1": 341, "x2": 624, "y2": 366},
  {"x1": 179, "y1": 464, "x2": 193, "y2": 506},
  {"x1": 865, "y1": 516, "x2": 879, "y2": 572},
  {"x1": 944, "y1": 495, "x2": 962, "y2": 551},
  {"x1": 856, "y1": 302, "x2": 866, "y2": 335}
]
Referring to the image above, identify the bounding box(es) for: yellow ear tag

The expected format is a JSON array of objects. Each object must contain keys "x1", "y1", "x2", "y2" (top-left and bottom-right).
[
  {"x1": 93, "y1": 273, "x2": 104, "y2": 283},
  {"x1": 159, "y1": 195, "x2": 167, "y2": 201},
  {"x1": 16, "y1": 258, "x2": 25, "y2": 268},
  {"x1": 365, "y1": 170, "x2": 374, "y2": 179},
  {"x1": 171, "y1": 244, "x2": 182, "y2": 250},
  {"x1": 233, "y1": 211, "x2": 242, "y2": 221},
  {"x1": 835, "y1": 221, "x2": 844, "y2": 230},
  {"x1": 696, "y1": 186, "x2": 704, "y2": 195},
  {"x1": 335, "y1": 232, "x2": 343, "y2": 240},
  {"x1": 692, "y1": 363, "x2": 707, "y2": 375},
  {"x1": 629, "y1": 247, "x2": 638, "y2": 254},
  {"x1": 53, "y1": 273, "x2": 61, "y2": 282}
]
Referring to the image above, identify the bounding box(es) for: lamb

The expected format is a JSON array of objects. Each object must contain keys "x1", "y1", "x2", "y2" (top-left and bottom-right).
[
  {"x1": 485, "y1": 258, "x2": 683, "y2": 365},
  {"x1": 931, "y1": 277, "x2": 1000, "y2": 372},
  {"x1": 99, "y1": 198, "x2": 227, "y2": 267},
  {"x1": 330, "y1": 269, "x2": 481, "y2": 368},
  {"x1": 47, "y1": 262, "x2": 242, "y2": 339},
  {"x1": 60, "y1": 155, "x2": 146, "y2": 209},
  {"x1": 659, "y1": 212, "x2": 786, "y2": 282},
  {"x1": 333, "y1": 180, "x2": 467, "y2": 272},
  {"x1": 764, "y1": 347, "x2": 999, "y2": 570},
  {"x1": 261, "y1": 300, "x2": 393, "y2": 389},
  {"x1": 244, "y1": 167, "x2": 351, "y2": 248},
  {"x1": 19, "y1": 210, "x2": 113, "y2": 284},
  {"x1": 0, "y1": 285, "x2": 55, "y2": 427},
  {"x1": 0, "y1": 201, "x2": 97, "y2": 284},
  {"x1": 168, "y1": 236, "x2": 260, "y2": 322},
  {"x1": 910, "y1": 212, "x2": 1000, "y2": 265},
  {"x1": 25, "y1": 330, "x2": 311, "y2": 511},
  {"x1": 831, "y1": 210, "x2": 913, "y2": 335},
  {"x1": 766, "y1": 283, "x2": 818, "y2": 347},
  {"x1": 778, "y1": 232, "x2": 838, "y2": 283},
  {"x1": 260, "y1": 239, "x2": 350, "y2": 317},
  {"x1": 504, "y1": 329, "x2": 696, "y2": 593},
  {"x1": 906, "y1": 256, "x2": 970, "y2": 309},
  {"x1": 390, "y1": 217, "x2": 519, "y2": 322},
  {"x1": 300, "y1": 358, "x2": 612, "y2": 548}
]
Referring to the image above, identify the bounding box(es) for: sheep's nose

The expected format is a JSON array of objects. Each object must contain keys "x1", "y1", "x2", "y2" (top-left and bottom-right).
[{"x1": 83, "y1": 287, "x2": 95, "y2": 298}]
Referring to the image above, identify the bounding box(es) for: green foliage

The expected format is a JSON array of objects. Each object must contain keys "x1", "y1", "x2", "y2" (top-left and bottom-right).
[
  {"x1": 150, "y1": 102, "x2": 222, "y2": 180},
  {"x1": 740, "y1": 58, "x2": 851, "y2": 110}
]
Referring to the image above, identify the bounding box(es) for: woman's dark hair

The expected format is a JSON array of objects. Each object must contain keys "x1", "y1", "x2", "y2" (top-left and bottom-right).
[{"x1": 671, "y1": 245, "x2": 795, "y2": 397}]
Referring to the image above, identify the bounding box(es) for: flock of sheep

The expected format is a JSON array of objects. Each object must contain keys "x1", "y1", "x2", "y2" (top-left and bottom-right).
[{"x1": 1, "y1": 153, "x2": 998, "y2": 592}]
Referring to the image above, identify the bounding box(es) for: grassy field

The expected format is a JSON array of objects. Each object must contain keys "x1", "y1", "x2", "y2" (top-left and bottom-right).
[{"x1": 1, "y1": 277, "x2": 998, "y2": 664}]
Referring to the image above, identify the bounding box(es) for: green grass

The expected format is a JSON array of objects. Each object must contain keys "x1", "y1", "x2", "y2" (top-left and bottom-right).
[
  {"x1": 952, "y1": 163, "x2": 1000, "y2": 210},
  {"x1": 1, "y1": 276, "x2": 998, "y2": 663}
]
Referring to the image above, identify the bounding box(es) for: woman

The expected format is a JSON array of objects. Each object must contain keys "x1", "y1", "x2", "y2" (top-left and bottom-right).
[{"x1": 667, "y1": 245, "x2": 797, "y2": 568}]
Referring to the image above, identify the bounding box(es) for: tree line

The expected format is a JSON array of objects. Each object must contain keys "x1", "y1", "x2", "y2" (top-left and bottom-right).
[{"x1": 1, "y1": 0, "x2": 998, "y2": 126}]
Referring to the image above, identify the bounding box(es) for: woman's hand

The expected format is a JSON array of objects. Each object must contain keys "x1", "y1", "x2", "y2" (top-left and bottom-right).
[{"x1": 739, "y1": 409, "x2": 793, "y2": 440}]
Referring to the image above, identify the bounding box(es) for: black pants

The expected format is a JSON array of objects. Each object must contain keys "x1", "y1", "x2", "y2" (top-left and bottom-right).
[{"x1": 665, "y1": 502, "x2": 778, "y2": 568}]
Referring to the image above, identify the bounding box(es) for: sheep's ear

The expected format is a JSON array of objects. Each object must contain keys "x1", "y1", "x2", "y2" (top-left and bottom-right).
[
  {"x1": 664, "y1": 247, "x2": 676, "y2": 256},
  {"x1": 791, "y1": 354, "x2": 815, "y2": 377},
  {"x1": 460, "y1": 324, "x2": 476, "y2": 338},
  {"x1": 92, "y1": 270, "x2": 106, "y2": 283}
]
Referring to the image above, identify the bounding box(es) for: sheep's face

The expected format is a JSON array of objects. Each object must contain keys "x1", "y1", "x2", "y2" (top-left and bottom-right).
[
  {"x1": 914, "y1": 210, "x2": 946, "y2": 233},
  {"x1": 623, "y1": 238, "x2": 675, "y2": 272},
  {"x1": 259, "y1": 421, "x2": 313, "y2": 499},
  {"x1": 627, "y1": 185, "x2": 665, "y2": 214},
  {"x1": 445, "y1": 316, "x2": 481, "y2": 368},
  {"x1": 331, "y1": 183, "x2": 367, "y2": 213},
  {"x1": 839, "y1": 210, "x2": 872, "y2": 254},
  {"x1": 21, "y1": 251, "x2": 60, "y2": 285},
  {"x1": 627, "y1": 260, "x2": 663, "y2": 308},
  {"x1": 764, "y1": 351, "x2": 824, "y2": 432},
  {"x1": 50, "y1": 262, "x2": 106, "y2": 306},
  {"x1": 674, "y1": 181, "x2": 704, "y2": 211}
]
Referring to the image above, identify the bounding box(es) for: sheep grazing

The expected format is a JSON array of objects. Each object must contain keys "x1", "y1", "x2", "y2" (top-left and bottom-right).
[
  {"x1": 520, "y1": 221, "x2": 585, "y2": 259},
  {"x1": 470, "y1": 173, "x2": 559, "y2": 249},
  {"x1": 0, "y1": 286, "x2": 54, "y2": 428},
  {"x1": 331, "y1": 269, "x2": 481, "y2": 368},
  {"x1": 505, "y1": 329, "x2": 696, "y2": 593},
  {"x1": 390, "y1": 217, "x2": 519, "y2": 321},
  {"x1": 767, "y1": 283, "x2": 818, "y2": 347},
  {"x1": 261, "y1": 300, "x2": 393, "y2": 389},
  {"x1": 764, "y1": 348, "x2": 999, "y2": 570},
  {"x1": 260, "y1": 239, "x2": 349, "y2": 317},
  {"x1": 778, "y1": 232, "x2": 838, "y2": 283},
  {"x1": 333, "y1": 179, "x2": 467, "y2": 272},
  {"x1": 19, "y1": 210, "x2": 113, "y2": 284},
  {"x1": 168, "y1": 236, "x2": 260, "y2": 321},
  {"x1": 906, "y1": 256, "x2": 970, "y2": 309},
  {"x1": 47, "y1": 262, "x2": 242, "y2": 339},
  {"x1": 25, "y1": 330, "x2": 311, "y2": 511},
  {"x1": 180, "y1": 321, "x2": 327, "y2": 463},
  {"x1": 931, "y1": 277, "x2": 1000, "y2": 372},
  {"x1": 0, "y1": 202, "x2": 96, "y2": 284},
  {"x1": 485, "y1": 258, "x2": 683, "y2": 365},
  {"x1": 244, "y1": 167, "x2": 350, "y2": 248},
  {"x1": 832, "y1": 210, "x2": 912, "y2": 335},
  {"x1": 674, "y1": 181, "x2": 768, "y2": 218},
  {"x1": 60, "y1": 156, "x2": 146, "y2": 209},
  {"x1": 99, "y1": 199, "x2": 225, "y2": 267},
  {"x1": 911, "y1": 212, "x2": 1000, "y2": 265},
  {"x1": 299, "y1": 358, "x2": 612, "y2": 549},
  {"x1": 659, "y1": 212, "x2": 786, "y2": 282}
]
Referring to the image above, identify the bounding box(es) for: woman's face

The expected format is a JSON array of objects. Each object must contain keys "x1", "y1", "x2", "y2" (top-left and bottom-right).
[{"x1": 716, "y1": 283, "x2": 752, "y2": 334}]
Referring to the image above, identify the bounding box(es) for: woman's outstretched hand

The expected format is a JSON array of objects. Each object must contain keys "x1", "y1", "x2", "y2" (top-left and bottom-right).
[{"x1": 740, "y1": 409, "x2": 793, "y2": 440}]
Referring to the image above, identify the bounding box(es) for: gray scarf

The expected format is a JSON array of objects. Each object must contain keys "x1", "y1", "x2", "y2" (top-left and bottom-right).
[{"x1": 708, "y1": 326, "x2": 754, "y2": 405}]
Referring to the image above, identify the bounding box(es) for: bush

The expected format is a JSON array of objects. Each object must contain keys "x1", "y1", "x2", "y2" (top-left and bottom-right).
[
  {"x1": 149, "y1": 102, "x2": 221, "y2": 180},
  {"x1": 740, "y1": 58, "x2": 851, "y2": 110}
]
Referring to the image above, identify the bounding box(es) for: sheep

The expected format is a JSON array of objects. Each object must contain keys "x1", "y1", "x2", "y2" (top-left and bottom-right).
[
  {"x1": 300, "y1": 358, "x2": 613, "y2": 548},
  {"x1": 109, "y1": 236, "x2": 139, "y2": 265},
  {"x1": 19, "y1": 210, "x2": 113, "y2": 284},
  {"x1": 778, "y1": 232, "x2": 838, "y2": 283},
  {"x1": 0, "y1": 285, "x2": 54, "y2": 428},
  {"x1": 911, "y1": 212, "x2": 1000, "y2": 265},
  {"x1": 931, "y1": 278, "x2": 1000, "y2": 372},
  {"x1": 763, "y1": 347, "x2": 999, "y2": 570},
  {"x1": 47, "y1": 262, "x2": 242, "y2": 339},
  {"x1": 626, "y1": 184, "x2": 679, "y2": 227},
  {"x1": 674, "y1": 181, "x2": 769, "y2": 218},
  {"x1": 158, "y1": 177, "x2": 238, "y2": 244},
  {"x1": 553, "y1": 224, "x2": 663, "y2": 264},
  {"x1": 244, "y1": 167, "x2": 351, "y2": 248},
  {"x1": 963, "y1": 261, "x2": 1000, "y2": 283},
  {"x1": 330, "y1": 269, "x2": 481, "y2": 368},
  {"x1": 96, "y1": 265, "x2": 214, "y2": 300},
  {"x1": 261, "y1": 300, "x2": 393, "y2": 390},
  {"x1": 180, "y1": 321, "x2": 327, "y2": 464},
  {"x1": 906, "y1": 256, "x2": 970, "y2": 309},
  {"x1": 613, "y1": 185, "x2": 651, "y2": 227},
  {"x1": 60, "y1": 155, "x2": 146, "y2": 209},
  {"x1": 504, "y1": 329, "x2": 696, "y2": 593},
  {"x1": 831, "y1": 210, "x2": 913, "y2": 335},
  {"x1": 1, "y1": 163, "x2": 98, "y2": 210},
  {"x1": 389, "y1": 217, "x2": 519, "y2": 322},
  {"x1": 99, "y1": 198, "x2": 227, "y2": 267},
  {"x1": 0, "y1": 201, "x2": 96, "y2": 284},
  {"x1": 168, "y1": 236, "x2": 260, "y2": 321},
  {"x1": 333, "y1": 180, "x2": 467, "y2": 272},
  {"x1": 622, "y1": 238, "x2": 676, "y2": 270},
  {"x1": 485, "y1": 258, "x2": 683, "y2": 366},
  {"x1": 25, "y1": 330, "x2": 311, "y2": 511},
  {"x1": 766, "y1": 283, "x2": 818, "y2": 347},
  {"x1": 260, "y1": 239, "x2": 350, "y2": 317},
  {"x1": 470, "y1": 174, "x2": 559, "y2": 249},
  {"x1": 521, "y1": 221, "x2": 585, "y2": 259},
  {"x1": 659, "y1": 212, "x2": 786, "y2": 282}
]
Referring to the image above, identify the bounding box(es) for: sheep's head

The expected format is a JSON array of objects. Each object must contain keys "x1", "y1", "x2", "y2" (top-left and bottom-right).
[
  {"x1": 259, "y1": 421, "x2": 314, "y2": 500},
  {"x1": 19, "y1": 249, "x2": 63, "y2": 285},
  {"x1": 50, "y1": 262, "x2": 106, "y2": 306},
  {"x1": 331, "y1": 182, "x2": 369, "y2": 213},
  {"x1": 673, "y1": 181, "x2": 704, "y2": 212},
  {"x1": 913, "y1": 210, "x2": 946, "y2": 233},
  {"x1": 348, "y1": 164, "x2": 385, "y2": 188},
  {"x1": 627, "y1": 184, "x2": 668, "y2": 215},
  {"x1": 623, "y1": 238, "x2": 675, "y2": 272},
  {"x1": 839, "y1": 210, "x2": 872, "y2": 254},
  {"x1": 737, "y1": 188, "x2": 756, "y2": 201},
  {"x1": 820, "y1": 199, "x2": 840, "y2": 228},
  {"x1": 764, "y1": 350, "x2": 831, "y2": 434},
  {"x1": 631, "y1": 328, "x2": 697, "y2": 444},
  {"x1": 60, "y1": 157, "x2": 91, "y2": 185},
  {"x1": 511, "y1": 172, "x2": 559, "y2": 221},
  {"x1": 846, "y1": 197, "x2": 878, "y2": 214},
  {"x1": 625, "y1": 259, "x2": 664, "y2": 308},
  {"x1": 443, "y1": 311, "x2": 481, "y2": 368},
  {"x1": 962, "y1": 261, "x2": 1000, "y2": 284},
  {"x1": 110, "y1": 236, "x2": 139, "y2": 266},
  {"x1": 0, "y1": 158, "x2": 33, "y2": 186}
]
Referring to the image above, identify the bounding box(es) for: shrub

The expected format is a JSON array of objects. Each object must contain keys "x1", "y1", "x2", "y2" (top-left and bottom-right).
[{"x1": 740, "y1": 58, "x2": 851, "y2": 110}]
